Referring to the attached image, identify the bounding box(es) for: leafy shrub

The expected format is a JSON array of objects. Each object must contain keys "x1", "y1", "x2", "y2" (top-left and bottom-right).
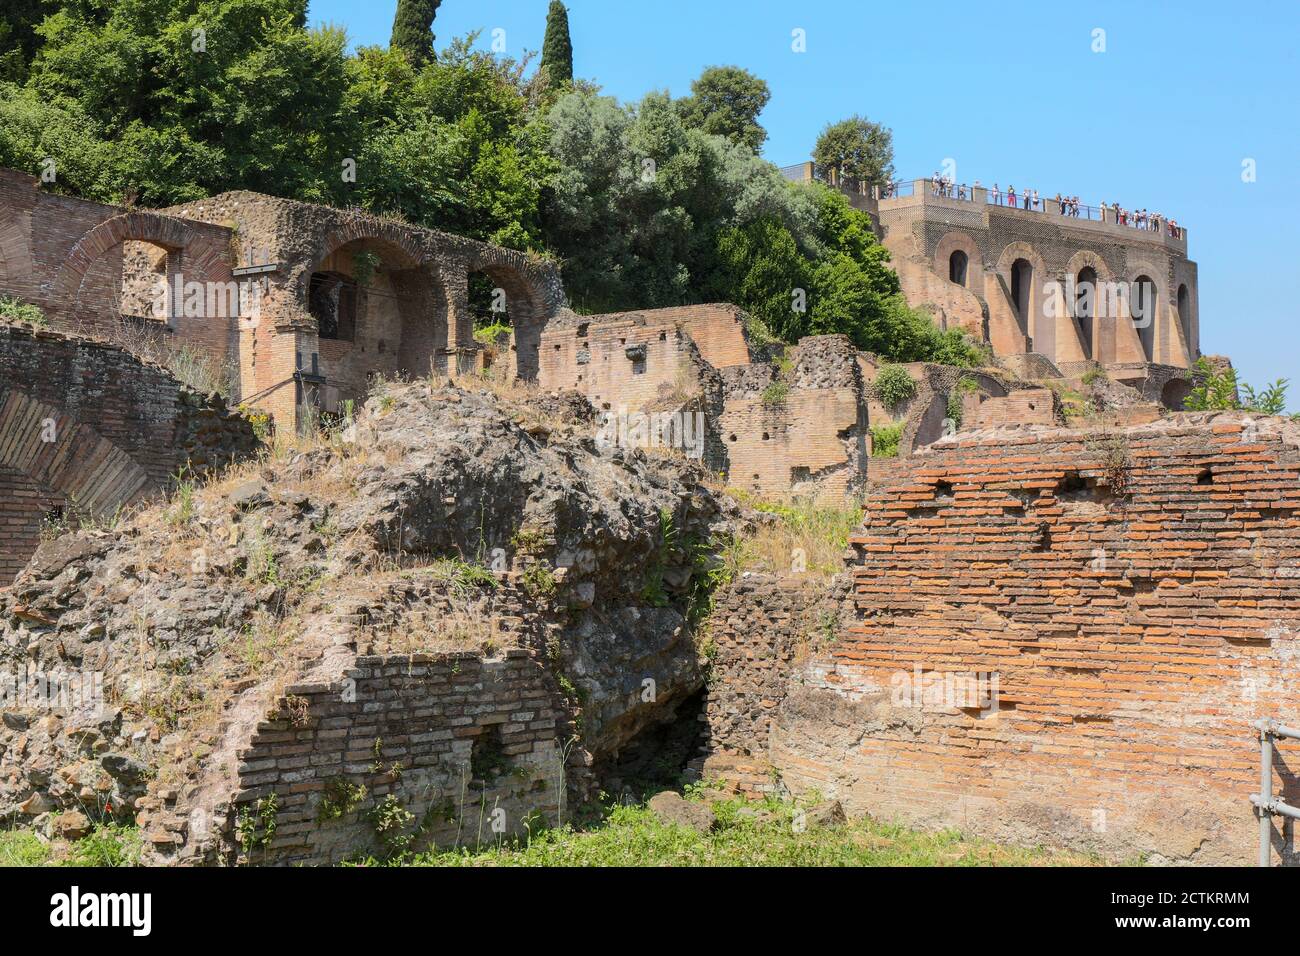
[
  {"x1": 870, "y1": 422, "x2": 903, "y2": 458},
  {"x1": 760, "y1": 380, "x2": 790, "y2": 407},
  {"x1": 872, "y1": 365, "x2": 916, "y2": 410},
  {"x1": 0, "y1": 295, "x2": 46, "y2": 327}
]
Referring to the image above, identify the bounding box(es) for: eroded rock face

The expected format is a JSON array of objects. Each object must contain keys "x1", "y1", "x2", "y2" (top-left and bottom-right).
[{"x1": 0, "y1": 381, "x2": 744, "y2": 861}]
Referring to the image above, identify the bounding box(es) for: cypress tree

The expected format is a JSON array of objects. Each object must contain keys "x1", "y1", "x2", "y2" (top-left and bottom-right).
[
  {"x1": 390, "y1": 0, "x2": 441, "y2": 68},
  {"x1": 540, "y1": 0, "x2": 573, "y2": 88}
]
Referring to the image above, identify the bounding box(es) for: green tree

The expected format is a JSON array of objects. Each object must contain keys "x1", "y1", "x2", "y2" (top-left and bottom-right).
[
  {"x1": 1184, "y1": 357, "x2": 1291, "y2": 415},
  {"x1": 0, "y1": 0, "x2": 51, "y2": 80},
  {"x1": 390, "y1": 0, "x2": 441, "y2": 68},
  {"x1": 676, "y1": 65, "x2": 770, "y2": 152},
  {"x1": 540, "y1": 0, "x2": 573, "y2": 89},
  {"x1": 813, "y1": 114, "x2": 895, "y2": 186}
]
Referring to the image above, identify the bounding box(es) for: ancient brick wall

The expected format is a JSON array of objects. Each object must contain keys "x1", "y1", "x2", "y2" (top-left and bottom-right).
[
  {"x1": 767, "y1": 415, "x2": 1300, "y2": 865},
  {"x1": 0, "y1": 468, "x2": 63, "y2": 582},
  {"x1": 701, "y1": 574, "x2": 850, "y2": 755},
  {"x1": 198, "y1": 648, "x2": 567, "y2": 866},
  {"x1": 880, "y1": 189, "x2": 1198, "y2": 370},
  {"x1": 0, "y1": 323, "x2": 258, "y2": 582},
  {"x1": 964, "y1": 387, "x2": 1060, "y2": 428},
  {"x1": 719, "y1": 335, "x2": 870, "y2": 497}
]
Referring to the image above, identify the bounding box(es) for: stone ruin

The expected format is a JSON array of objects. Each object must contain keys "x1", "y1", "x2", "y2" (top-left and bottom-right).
[{"x1": 4, "y1": 162, "x2": 1296, "y2": 867}]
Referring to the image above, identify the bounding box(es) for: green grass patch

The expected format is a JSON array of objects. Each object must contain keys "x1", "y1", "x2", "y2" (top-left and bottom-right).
[{"x1": 385, "y1": 792, "x2": 1114, "y2": 867}]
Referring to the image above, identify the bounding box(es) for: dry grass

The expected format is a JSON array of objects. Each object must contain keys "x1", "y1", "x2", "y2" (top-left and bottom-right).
[{"x1": 723, "y1": 490, "x2": 863, "y2": 580}]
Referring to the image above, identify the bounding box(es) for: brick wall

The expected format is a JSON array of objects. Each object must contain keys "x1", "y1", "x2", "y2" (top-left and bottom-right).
[
  {"x1": 0, "y1": 323, "x2": 258, "y2": 582},
  {"x1": 141, "y1": 647, "x2": 569, "y2": 866},
  {"x1": 0, "y1": 468, "x2": 63, "y2": 582},
  {"x1": 964, "y1": 387, "x2": 1060, "y2": 428},
  {"x1": 768, "y1": 414, "x2": 1300, "y2": 864}
]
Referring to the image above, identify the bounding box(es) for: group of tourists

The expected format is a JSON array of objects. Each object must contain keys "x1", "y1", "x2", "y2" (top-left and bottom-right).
[
  {"x1": 910, "y1": 173, "x2": 1182, "y2": 237},
  {"x1": 1109, "y1": 204, "x2": 1180, "y2": 237}
]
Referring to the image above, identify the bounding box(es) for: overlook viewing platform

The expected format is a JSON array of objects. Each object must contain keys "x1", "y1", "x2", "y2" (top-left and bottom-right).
[{"x1": 780, "y1": 162, "x2": 1189, "y2": 254}]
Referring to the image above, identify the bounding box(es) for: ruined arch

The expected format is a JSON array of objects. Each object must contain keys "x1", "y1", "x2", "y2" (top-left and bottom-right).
[
  {"x1": 54, "y1": 212, "x2": 236, "y2": 320},
  {"x1": 0, "y1": 389, "x2": 153, "y2": 513},
  {"x1": 0, "y1": 388, "x2": 154, "y2": 582},
  {"x1": 303, "y1": 233, "x2": 448, "y2": 406},
  {"x1": 464, "y1": 248, "x2": 560, "y2": 381}
]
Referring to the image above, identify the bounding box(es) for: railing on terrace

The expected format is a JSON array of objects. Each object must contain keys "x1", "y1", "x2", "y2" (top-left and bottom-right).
[
  {"x1": 779, "y1": 164, "x2": 1186, "y2": 240},
  {"x1": 906, "y1": 176, "x2": 1185, "y2": 239}
]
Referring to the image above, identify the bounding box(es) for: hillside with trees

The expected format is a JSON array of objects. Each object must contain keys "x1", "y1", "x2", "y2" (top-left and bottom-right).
[{"x1": 0, "y1": 0, "x2": 981, "y2": 364}]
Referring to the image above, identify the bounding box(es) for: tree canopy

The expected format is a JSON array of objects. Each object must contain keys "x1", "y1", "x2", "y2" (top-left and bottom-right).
[
  {"x1": 675, "y1": 65, "x2": 770, "y2": 152},
  {"x1": 0, "y1": 0, "x2": 978, "y2": 366},
  {"x1": 814, "y1": 115, "x2": 895, "y2": 185},
  {"x1": 390, "y1": 0, "x2": 441, "y2": 68}
]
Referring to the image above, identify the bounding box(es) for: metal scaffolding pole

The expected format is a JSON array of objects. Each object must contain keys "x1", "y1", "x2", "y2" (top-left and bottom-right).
[{"x1": 1250, "y1": 718, "x2": 1300, "y2": 867}]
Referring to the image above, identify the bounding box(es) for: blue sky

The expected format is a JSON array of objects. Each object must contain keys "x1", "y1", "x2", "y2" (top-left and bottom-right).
[{"x1": 308, "y1": 0, "x2": 1300, "y2": 407}]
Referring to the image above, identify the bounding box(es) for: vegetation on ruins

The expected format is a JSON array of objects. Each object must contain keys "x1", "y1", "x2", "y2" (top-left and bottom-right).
[
  {"x1": 945, "y1": 376, "x2": 979, "y2": 427},
  {"x1": 872, "y1": 364, "x2": 917, "y2": 410},
  {"x1": 721, "y1": 491, "x2": 863, "y2": 579},
  {"x1": 1184, "y1": 356, "x2": 1292, "y2": 416},
  {"x1": 0, "y1": 0, "x2": 981, "y2": 366},
  {"x1": 386, "y1": 789, "x2": 1109, "y2": 867},
  {"x1": 869, "y1": 422, "x2": 903, "y2": 458},
  {"x1": 0, "y1": 294, "x2": 46, "y2": 327}
]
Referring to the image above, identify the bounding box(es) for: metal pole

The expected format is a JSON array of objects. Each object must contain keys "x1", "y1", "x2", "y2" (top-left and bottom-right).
[{"x1": 1259, "y1": 723, "x2": 1274, "y2": 868}]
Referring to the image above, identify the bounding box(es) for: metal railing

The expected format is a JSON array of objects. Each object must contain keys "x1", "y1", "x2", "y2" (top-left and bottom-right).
[
  {"x1": 1250, "y1": 718, "x2": 1300, "y2": 867},
  {"x1": 778, "y1": 164, "x2": 1186, "y2": 239}
]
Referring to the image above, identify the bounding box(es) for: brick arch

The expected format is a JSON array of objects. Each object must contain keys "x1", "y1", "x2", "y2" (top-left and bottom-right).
[
  {"x1": 53, "y1": 211, "x2": 236, "y2": 314},
  {"x1": 988, "y1": 241, "x2": 1048, "y2": 356},
  {"x1": 0, "y1": 388, "x2": 154, "y2": 517},
  {"x1": 463, "y1": 248, "x2": 564, "y2": 380},
  {"x1": 933, "y1": 231, "x2": 981, "y2": 288},
  {"x1": 306, "y1": 222, "x2": 427, "y2": 279},
  {"x1": 0, "y1": 209, "x2": 35, "y2": 296},
  {"x1": 1065, "y1": 249, "x2": 1114, "y2": 284}
]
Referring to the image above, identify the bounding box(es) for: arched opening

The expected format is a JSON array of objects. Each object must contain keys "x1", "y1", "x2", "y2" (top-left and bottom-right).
[
  {"x1": 1177, "y1": 283, "x2": 1191, "y2": 354},
  {"x1": 1132, "y1": 275, "x2": 1157, "y2": 361},
  {"x1": 948, "y1": 250, "x2": 968, "y2": 287},
  {"x1": 309, "y1": 271, "x2": 358, "y2": 342},
  {"x1": 1075, "y1": 266, "x2": 1097, "y2": 360},
  {"x1": 468, "y1": 265, "x2": 544, "y2": 380},
  {"x1": 306, "y1": 238, "x2": 445, "y2": 416},
  {"x1": 1010, "y1": 258, "x2": 1032, "y2": 337}
]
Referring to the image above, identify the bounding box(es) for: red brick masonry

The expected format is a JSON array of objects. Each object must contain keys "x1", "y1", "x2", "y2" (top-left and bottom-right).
[{"x1": 718, "y1": 415, "x2": 1300, "y2": 864}]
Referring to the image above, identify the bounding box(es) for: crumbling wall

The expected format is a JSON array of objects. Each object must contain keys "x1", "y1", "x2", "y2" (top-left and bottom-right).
[
  {"x1": 764, "y1": 415, "x2": 1300, "y2": 865},
  {"x1": 718, "y1": 335, "x2": 869, "y2": 497},
  {"x1": 0, "y1": 323, "x2": 259, "y2": 582}
]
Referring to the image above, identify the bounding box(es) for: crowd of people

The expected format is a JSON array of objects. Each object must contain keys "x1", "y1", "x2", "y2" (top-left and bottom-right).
[{"x1": 920, "y1": 171, "x2": 1182, "y2": 237}]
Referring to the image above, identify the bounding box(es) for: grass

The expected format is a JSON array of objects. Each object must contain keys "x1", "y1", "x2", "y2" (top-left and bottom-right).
[
  {"x1": 869, "y1": 422, "x2": 903, "y2": 458},
  {"x1": 721, "y1": 491, "x2": 862, "y2": 579},
  {"x1": 391, "y1": 792, "x2": 1112, "y2": 868},
  {"x1": 0, "y1": 824, "x2": 141, "y2": 867}
]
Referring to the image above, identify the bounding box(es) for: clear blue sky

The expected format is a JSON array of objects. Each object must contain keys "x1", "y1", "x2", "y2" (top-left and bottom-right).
[{"x1": 309, "y1": 0, "x2": 1300, "y2": 407}]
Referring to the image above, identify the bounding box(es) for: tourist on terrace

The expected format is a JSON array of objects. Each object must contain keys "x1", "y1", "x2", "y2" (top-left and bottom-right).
[
  {"x1": 1007, "y1": 185, "x2": 1016, "y2": 207},
  {"x1": 991, "y1": 183, "x2": 1000, "y2": 204},
  {"x1": 1032, "y1": 188, "x2": 1040, "y2": 210}
]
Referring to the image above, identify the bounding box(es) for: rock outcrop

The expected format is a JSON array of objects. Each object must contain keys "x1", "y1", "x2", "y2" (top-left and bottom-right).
[{"x1": 0, "y1": 380, "x2": 743, "y2": 863}]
